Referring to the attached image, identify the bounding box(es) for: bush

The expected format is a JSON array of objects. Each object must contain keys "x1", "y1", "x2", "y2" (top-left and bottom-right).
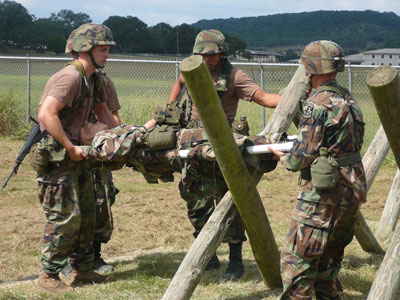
[{"x1": 0, "y1": 92, "x2": 32, "y2": 139}]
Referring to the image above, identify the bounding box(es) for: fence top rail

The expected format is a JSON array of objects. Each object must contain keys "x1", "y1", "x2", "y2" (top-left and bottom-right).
[{"x1": 1, "y1": 56, "x2": 400, "y2": 70}]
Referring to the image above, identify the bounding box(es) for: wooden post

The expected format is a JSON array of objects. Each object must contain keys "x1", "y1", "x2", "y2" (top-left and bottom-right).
[
  {"x1": 376, "y1": 169, "x2": 400, "y2": 241},
  {"x1": 160, "y1": 189, "x2": 239, "y2": 300},
  {"x1": 367, "y1": 66, "x2": 400, "y2": 167},
  {"x1": 355, "y1": 125, "x2": 388, "y2": 254},
  {"x1": 260, "y1": 64, "x2": 309, "y2": 134},
  {"x1": 367, "y1": 224, "x2": 400, "y2": 300},
  {"x1": 162, "y1": 62, "x2": 311, "y2": 300},
  {"x1": 179, "y1": 55, "x2": 281, "y2": 287}
]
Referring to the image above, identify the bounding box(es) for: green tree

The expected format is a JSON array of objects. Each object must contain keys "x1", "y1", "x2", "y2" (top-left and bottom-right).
[
  {"x1": 225, "y1": 34, "x2": 247, "y2": 56},
  {"x1": 0, "y1": 0, "x2": 34, "y2": 49},
  {"x1": 280, "y1": 49, "x2": 299, "y2": 62},
  {"x1": 149, "y1": 22, "x2": 173, "y2": 53},
  {"x1": 50, "y1": 9, "x2": 92, "y2": 38},
  {"x1": 164, "y1": 24, "x2": 199, "y2": 55},
  {"x1": 33, "y1": 18, "x2": 65, "y2": 49},
  {"x1": 104, "y1": 15, "x2": 151, "y2": 53},
  {"x1": 47, "y1": 35, "x2": 66, "y2": 54}
]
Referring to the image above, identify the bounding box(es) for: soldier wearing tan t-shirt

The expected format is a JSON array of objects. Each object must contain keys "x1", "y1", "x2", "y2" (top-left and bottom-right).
[
  {"x1": 167, "y1": 29, "x2": 281, "y2": 281},
  {"x1": 36, "y1": 23, "x2": 119, "y2": 293},
  {"x1": 61, "y1": 29, "x2": 122, "y2": 276},
  {"x1": 92, "y1": 73, "x2": 121, "y2": 273}
]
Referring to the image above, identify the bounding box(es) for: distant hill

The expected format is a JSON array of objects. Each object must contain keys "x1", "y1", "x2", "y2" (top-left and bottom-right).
[{"x1": 191, "y1": 10, "x2": 400, "y2": 52}]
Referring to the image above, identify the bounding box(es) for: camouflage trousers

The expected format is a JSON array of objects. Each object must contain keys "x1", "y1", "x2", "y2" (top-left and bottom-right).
[
  {"x1": 280, "y1": 200, "x2": 360, "y2": 300},
  {"x1": 179, "y1": 163, "x2": 246, "y2": 243},
  {"x1": 93, "y1": 171, "x2": 119, "y2": 243},
  {"x1": 37, "y1": 160, "x2": 96, "y2": 274}
]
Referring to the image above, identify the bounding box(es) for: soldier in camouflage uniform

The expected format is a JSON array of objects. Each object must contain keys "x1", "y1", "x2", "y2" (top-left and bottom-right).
[
  {"x1": 269, "y1": 40, "x2": 367, "y2": 299},
  {"x1": 35, "y1": 23, "x2": 119, "y2": 293},
  {"x1": 63, "y1": 28, "x2": 121, "y2": 275},
  {"x1": 167, "y1": 29, "x2": 281, "y2": 280}
]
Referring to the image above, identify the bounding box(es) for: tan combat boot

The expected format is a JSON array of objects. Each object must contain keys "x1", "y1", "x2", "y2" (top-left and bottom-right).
[
  {"x1": 69, "y1": 269, "x2": 115, "y2": 287},
  {"x1": 36, "y1": 272, "x2": 74, "y2": 293}
]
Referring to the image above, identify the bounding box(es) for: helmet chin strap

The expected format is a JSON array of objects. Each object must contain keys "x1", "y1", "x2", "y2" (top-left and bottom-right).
[{"x1": 88, "y1": 50, "x2": 103, "y2": 69}]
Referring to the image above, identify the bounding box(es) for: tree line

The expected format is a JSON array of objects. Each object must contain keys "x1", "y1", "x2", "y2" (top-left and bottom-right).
[
  {"x1": 0, "y1": 0, "x2": 247, "y2": 55},
  {"x1": 192, "y1": 10, "x2": 400, "y2": 53}
]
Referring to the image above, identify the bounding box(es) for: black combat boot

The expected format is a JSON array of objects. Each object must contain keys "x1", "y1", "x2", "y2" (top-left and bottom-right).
[
  {"x1": 205, "y1": 253, "x2": 220, "y2": 271},
  {"x1": 223, "y1": 242, "x2": 244, "y2": 281},
  {"x1": 93, "y1": 241, "x2": 115, "y2": 273}
]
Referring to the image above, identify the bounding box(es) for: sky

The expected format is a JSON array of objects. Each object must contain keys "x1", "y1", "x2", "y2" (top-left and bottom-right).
[{"x1": 16, "y1": 0, "x2": 400, "y2": 27}]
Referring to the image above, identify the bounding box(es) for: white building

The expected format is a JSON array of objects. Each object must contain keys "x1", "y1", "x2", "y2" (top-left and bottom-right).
[
  {"x1": 362, "y1": 48, "x2": 400, "y2": 66},
  {"x1": 345, "y1": 48, "x2": 400, "y2": 66}
]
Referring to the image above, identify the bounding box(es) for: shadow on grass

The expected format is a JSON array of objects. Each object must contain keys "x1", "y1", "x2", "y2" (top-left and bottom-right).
[
  {"x1": 113, "y1": 251, "x2": 276, "y2": 285},
  {"x1": 342, "y1": 253, "x2": 383, "y2": 270},
  {"x1": 111, "y1": 251, "x2": 382, "y2": 300}
]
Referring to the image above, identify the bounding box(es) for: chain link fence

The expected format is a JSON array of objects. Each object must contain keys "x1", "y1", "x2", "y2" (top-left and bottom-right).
[{"x1": 0, "y1": 55, "x2": 395, "y2": 147}]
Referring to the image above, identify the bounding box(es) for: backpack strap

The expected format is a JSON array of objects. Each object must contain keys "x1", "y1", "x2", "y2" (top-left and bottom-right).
[{"x1": 58, "y1": 62, "x2": 104, "y2": 121}]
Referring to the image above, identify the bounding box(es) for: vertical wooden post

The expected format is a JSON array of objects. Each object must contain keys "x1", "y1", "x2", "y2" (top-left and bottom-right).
[
  {"x1": 162, "y1": 62, "x2": 311, "y2": 300},
  {"x1": 179, "y1": 55, "x2": 281, "y2": 287}
]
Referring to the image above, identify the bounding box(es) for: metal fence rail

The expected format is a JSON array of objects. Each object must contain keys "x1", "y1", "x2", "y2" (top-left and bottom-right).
[{"x1": 0, "y1": 55, "x2": 396, "y2": 145}]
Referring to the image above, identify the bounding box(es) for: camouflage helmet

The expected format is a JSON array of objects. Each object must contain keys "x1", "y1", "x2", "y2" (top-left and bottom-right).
[
  {"x1": 65, "y1": 29, "x2": 77, "y2": 54},
  {"x1": 300, "y1": 40, "x2": 345, "y2": 74},
  {"x1": 193, "y1": 29, "x2": 229, "y2": 55},
  {"x1": 72, "y1": 23, "x2": 116, "y2": 53}
]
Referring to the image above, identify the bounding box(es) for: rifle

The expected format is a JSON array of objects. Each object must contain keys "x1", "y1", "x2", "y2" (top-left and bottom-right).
[{"x1": 2, "y1": 123, "x2": 48, "y2": 190}]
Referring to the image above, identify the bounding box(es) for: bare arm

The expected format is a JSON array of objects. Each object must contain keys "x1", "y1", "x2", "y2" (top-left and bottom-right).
[
  {"x1": 38, "y1": 96, "x2": 87, "y2": 161},
  {"x1": 94, "y1": 102, "x2": 119, "y2": 128},
  {"x1": 251, "y1": 89, "x2": 281, "y2": 108},
  {"x1": 167, "y1": 75, "x2": 185, "y2": 104},
  {"x1": 112, "y1": 111, "x2": 121, "y2": 126}
]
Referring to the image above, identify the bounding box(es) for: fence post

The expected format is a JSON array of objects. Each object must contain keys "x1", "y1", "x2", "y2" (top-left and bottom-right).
[
  {"x1": 175, "y1": 57, "x2": 180, "y2": 80},
  {"x1": 26, "y1": 54, "x2": 31, "y2": 123},
  {"x1": 348, "y1": 62, "x2": 352, "y2": 93},
  {"x1": 260, "y1": 64, "x2": 266, "y2": 128}
]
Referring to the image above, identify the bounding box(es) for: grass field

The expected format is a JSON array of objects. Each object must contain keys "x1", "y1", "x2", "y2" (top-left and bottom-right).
[
  {"x1": 0, "y1": 57, "x2": 397, "y2": 299},
  {"x1": 0, "y1": 56, "x2": 384, "y2": 142},
  {"x1": 0, "y1": 134, "x2": 398, "y2": 299}
]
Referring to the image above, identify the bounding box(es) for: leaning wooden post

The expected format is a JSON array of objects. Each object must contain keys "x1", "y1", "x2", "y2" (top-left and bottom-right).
[
  {"x1": 367, "y1": 223, "x2": 400, "y2": 300},
  {"x1": 260, "y1": 64, "x2": 309, "y2": 134},
  {"x1": 180, "y1": 55, "x2": 281, "y2": 287},
  {"x1": 355, "y1": 125, "x2": 388, "y2": 254},
  {"x1": 162, "y1": 63, "x2": 311, "y2": 300},
  {"x1": 376, "y1": 169, "x2": 400, "y2": 241},
  {"x1": 367, "y1": 66, "x2": 400, "y2": 166}
]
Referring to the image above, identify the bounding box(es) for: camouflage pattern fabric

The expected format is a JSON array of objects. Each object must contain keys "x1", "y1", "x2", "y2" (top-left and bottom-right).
[
  {"x1": 300, "y1": 40, "x2": 345, "y2": 75},
  {"x1": 280, "y1": 201, "x2": 360, "y2": 300},
  {"x1": 65, "y1": 28, "x2": 77, "y2": 53},
  {"x1": 86, "y1": 126, "x2": 280, "y2": 242},
  {"x1": 93, "y1": 171, "x2": 119, "y2": 243},
  {"x1": 193, "y1": 29, "x2": 229, "y2": 55},
  {"x1": 72, "y1": 23, "x2": 115, "y2": 53},
  {"x1": 37, "y1": 159, "x2": 96, "y2": 274},
  {"x1": 279, "y1": 81, "x2": 367, "y2": 299},
  {"x1": 175, "y1": 128, "x2": 246, "y2": 242}
]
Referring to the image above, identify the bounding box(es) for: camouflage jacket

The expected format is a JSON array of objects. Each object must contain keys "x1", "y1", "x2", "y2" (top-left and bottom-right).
[
  {"x1": 85, "y1": 126, "x2": 278, "y2": 183},
  {"x1": 281, "y1": 80, "x2": 367, "y2": 208}
]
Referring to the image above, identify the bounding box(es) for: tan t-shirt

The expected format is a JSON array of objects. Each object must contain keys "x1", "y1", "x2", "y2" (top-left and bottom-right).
[
  {"x1": 39, "y1": 64, "x2": 106, "y2": 143},
  {"x1": 190, "y1": 65, "x2": 260, "y2": 122},
  {"x1": 102, "y1": 74, "x2": 120, "y2": 112}
]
